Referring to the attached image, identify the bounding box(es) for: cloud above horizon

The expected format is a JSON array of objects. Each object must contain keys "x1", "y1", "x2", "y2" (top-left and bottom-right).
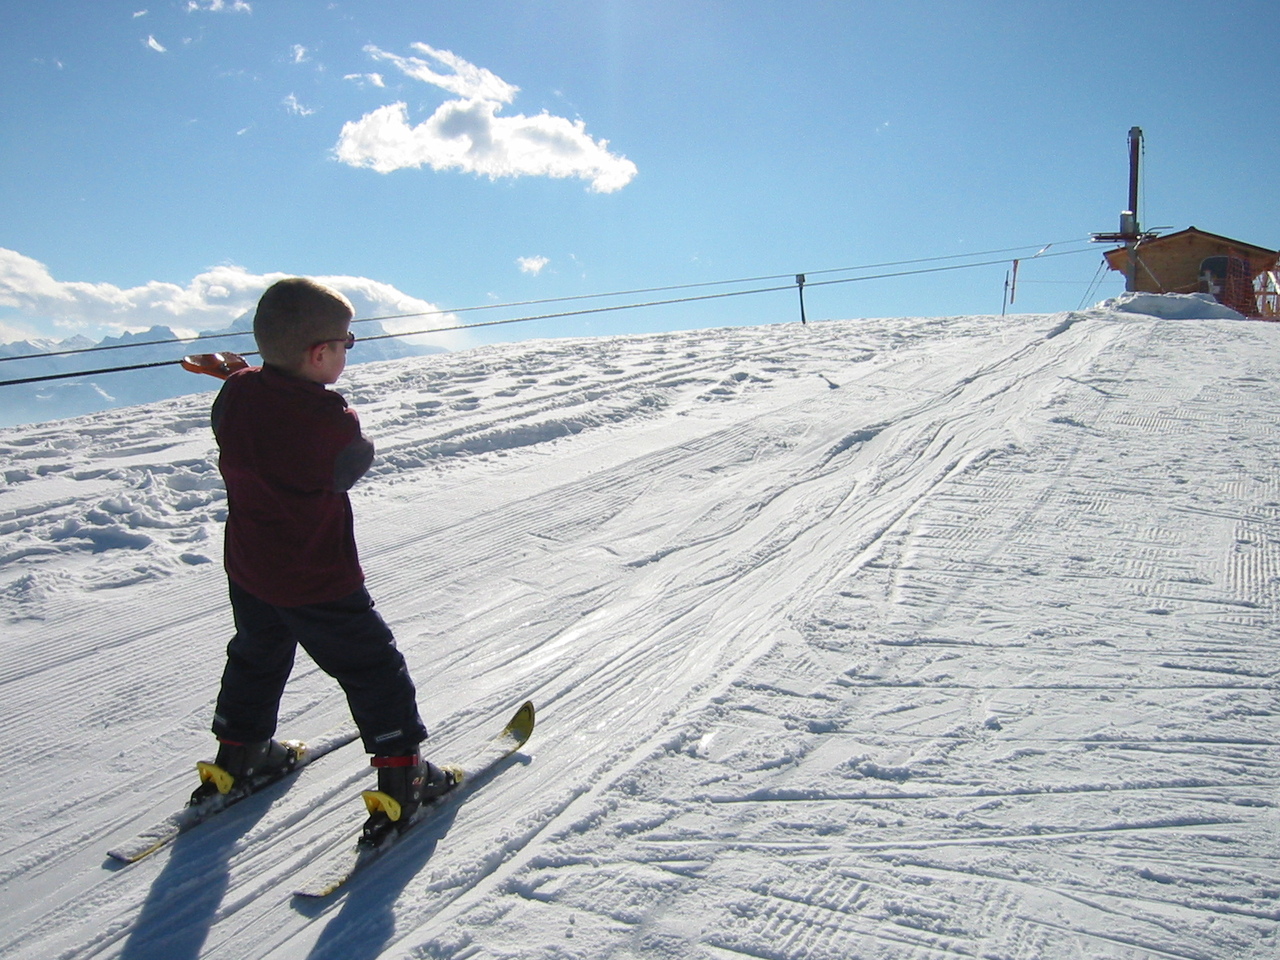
[
  {"x1": 283, "y1": 93, "x2": 314, "y2": 116},
  {"x1": 186, "y1": 0, "x2": 252, "y2": 12},
  {"x1": 335, "y1": 43, "x2": 637, "y2": 194},
  {"x1": 0, "y1": 248, "x2": 465, "y2": 349}
]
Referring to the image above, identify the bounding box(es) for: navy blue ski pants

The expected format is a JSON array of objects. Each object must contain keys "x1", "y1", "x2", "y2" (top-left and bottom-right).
[{"x1": 212, "y1": 581, "x2": 428, "y2": 755}]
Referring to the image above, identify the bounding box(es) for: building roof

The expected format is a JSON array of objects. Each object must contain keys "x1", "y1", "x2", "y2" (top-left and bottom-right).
[{"x1": 1105, "y1": 226, "x2": 1278, "y2": 280}]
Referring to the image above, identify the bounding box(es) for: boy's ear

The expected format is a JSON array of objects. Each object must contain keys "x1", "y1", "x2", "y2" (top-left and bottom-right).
[{"x1": 303, "y1": 343, "x2": 326, "y2": 369}]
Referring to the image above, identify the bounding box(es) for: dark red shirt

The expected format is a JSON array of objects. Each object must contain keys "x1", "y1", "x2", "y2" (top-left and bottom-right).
[{"x1": 213, "y1": 365, "x2": 374, "y2": 607}]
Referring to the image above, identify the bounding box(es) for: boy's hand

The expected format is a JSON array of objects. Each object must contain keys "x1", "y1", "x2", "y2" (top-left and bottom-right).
[{"x1": 182, "y1": 352, "x2": 250, "y2": 380}]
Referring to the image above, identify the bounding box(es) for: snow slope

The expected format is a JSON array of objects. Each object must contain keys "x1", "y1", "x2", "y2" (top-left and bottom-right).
[{"x1": 0, "y1": 305, "x2": 1277, "y2": 959}]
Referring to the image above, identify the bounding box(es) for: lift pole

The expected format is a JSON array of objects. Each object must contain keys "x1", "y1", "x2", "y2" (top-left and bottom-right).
[
  {"x1": 1091, "y1": 126, "x2": 1145, "y2": 291},
  {"x1": 1125, "y1": 126, "x2": 1143, "y2": 290}
]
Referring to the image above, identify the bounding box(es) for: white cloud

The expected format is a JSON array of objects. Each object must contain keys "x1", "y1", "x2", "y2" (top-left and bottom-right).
[
  {"x1": 291, "y1": 44, "x2": 309, "y2": 64},
  {"x1": 369, "y1": 43, "x2": 519, "y2": 103},
  {"x1": 517, "y1": 256, "x2": 550, "y2": 276},
  {"x1": 329, "y1": 277, "x2": 466, "y2": 349},
  {"x1": 146, "y1": 35, "x2": 166, "y2": 53},
  {"x1": 0, "y1": 248, "x2": 467, "y2": 350},
  {"x1": 0, "y1": 250, "x2": 272, "y2": 339},
  {"x1": 187, "y1": 1, "x2": 252, "y2": 11},
  {"x1": 0, "y1": 317, "x2": 38, "y2": 342},
  {"x1": 283, "y1": 93, "x2": 314, "y2": 116},
  {"x1": 343, "y1": 72, "x2": 385, "y2": 89},
  {"x1": 335, "y1": 43, "x2": 636, "y2": 194},
  {"x1": 133, "y1": 10, "x2": 148, "y2": 18}
]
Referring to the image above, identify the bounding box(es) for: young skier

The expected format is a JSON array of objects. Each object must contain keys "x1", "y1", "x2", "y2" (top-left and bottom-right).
[{"x1": 192, "y1": 277, "x2": 451, "y2": 841}]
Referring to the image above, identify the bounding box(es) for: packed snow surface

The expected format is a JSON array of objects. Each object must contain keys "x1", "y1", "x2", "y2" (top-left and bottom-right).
[{"x1": 1, "y1": 305, "x2": 1277, "y2": 959}]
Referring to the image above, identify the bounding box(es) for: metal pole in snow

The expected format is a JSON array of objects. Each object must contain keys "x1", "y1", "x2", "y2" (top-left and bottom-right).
[
  {"x1": 1128, "y1": 126, "x2": 1142, "y2": 227},
  {"x1": 1001, "y1": 260, "x2": 1019, "y2": 316},
  {"x1": 1126, "y1": 126, "x2": 1143, "y2": 291},
  {"x1": 796, "y1": 274, "x2": 807, "y2": 325}
]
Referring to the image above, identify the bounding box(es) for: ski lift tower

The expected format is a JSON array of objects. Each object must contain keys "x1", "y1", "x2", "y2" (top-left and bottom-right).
[{"x1": 1092, "y1": 126, "x2": 1153, "y2": 290}]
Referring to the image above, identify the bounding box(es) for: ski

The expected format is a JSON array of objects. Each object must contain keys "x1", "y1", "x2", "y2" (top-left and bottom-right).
[
  {"x1": 106, "y1": 726, "x2": 360, "y2": 864},
  {"x1": 293, "y1": 700, "x2": 535, "y2": 899}
]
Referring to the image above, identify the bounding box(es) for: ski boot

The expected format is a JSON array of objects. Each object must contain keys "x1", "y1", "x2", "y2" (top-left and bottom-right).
[
  {"x1": 360, "y1": 754, "x2": 457, "y2": 847},
  {"x1": 190, "y1": 738, "x2": 300, "y2": 807}
]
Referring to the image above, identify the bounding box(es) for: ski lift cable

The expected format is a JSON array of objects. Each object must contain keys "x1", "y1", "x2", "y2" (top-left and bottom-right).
[
  {"x1": 0, "y1": 237, "x2": 1097, "y2": 367},
  {"x1": 1076, "y1": 260, "x2": 1111, "y2": 310},
  {"x1": 340, "y1": 249, "x2": 1095, "y2": 346},
  {"x1": 0, "y1": 246, "x2": 1096, "y2": 389},
  {"x1": 351, "y1": 237, "x2": 1096, "y2": 328}
]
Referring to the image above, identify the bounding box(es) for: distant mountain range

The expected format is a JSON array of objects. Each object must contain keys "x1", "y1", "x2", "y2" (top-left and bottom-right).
[{"x1": 0, "y1": 313, "x2": 440, "y2": 428}]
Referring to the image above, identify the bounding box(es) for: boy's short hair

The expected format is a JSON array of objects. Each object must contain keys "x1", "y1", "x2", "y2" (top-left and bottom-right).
[{"x1": 253, "y1": 278, "x2": 354, "y2": 369}]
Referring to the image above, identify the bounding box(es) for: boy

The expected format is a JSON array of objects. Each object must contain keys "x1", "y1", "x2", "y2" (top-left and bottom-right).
[{"x1": 192, "y1": 277, "x2": 451, "y2": 843}]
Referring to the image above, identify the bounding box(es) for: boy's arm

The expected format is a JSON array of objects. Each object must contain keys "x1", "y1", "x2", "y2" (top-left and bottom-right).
[{"x1": 333, "y1": 432, "x2": 374, "y2": 492}]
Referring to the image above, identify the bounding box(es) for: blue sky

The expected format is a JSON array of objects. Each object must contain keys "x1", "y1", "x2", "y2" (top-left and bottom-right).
[{"x1": 2, "y1": 0, "x2": 1277, "y2": 351}]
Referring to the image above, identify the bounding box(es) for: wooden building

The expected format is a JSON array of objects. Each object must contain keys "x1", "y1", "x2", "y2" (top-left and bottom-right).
[{"x1": 1104, "y1": 226, "x2": 1278, "y2": 316}]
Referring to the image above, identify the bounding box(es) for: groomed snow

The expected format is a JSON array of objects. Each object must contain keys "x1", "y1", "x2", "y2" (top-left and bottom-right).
[{"x1": 0, "y1": 302, "x2": 1277, "y2": 959}]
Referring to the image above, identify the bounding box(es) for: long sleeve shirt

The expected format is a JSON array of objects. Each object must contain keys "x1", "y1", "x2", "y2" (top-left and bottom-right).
[{"x1": 212, "y1": 365, "x2": 374, "y2": 607}]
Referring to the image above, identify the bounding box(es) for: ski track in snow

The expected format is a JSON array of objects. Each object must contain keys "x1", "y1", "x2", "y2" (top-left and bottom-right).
[{"x1": 0, "y1": 310, "x2": 1277, "y2": 959}]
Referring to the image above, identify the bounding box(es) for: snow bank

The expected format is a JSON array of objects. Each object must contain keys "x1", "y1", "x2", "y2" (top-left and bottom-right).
[{"x1": 1096, "y1": 290, "x2": 1247, "y2": 320}]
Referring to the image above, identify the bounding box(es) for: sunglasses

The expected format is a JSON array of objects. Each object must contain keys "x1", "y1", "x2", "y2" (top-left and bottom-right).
[{"x1": 313, "y1": 332, "x2": 357, "y2": 351}]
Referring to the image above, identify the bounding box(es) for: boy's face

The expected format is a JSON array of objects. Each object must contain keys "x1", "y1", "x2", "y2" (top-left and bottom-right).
[{"x1": 300, "y1": 326, "x2": 351, "y2": 385}]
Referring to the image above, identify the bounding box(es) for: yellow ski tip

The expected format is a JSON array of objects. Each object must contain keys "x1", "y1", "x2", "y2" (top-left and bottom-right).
[{"x1": 503, "y1": 701, "x2": 535, "y2": 745}]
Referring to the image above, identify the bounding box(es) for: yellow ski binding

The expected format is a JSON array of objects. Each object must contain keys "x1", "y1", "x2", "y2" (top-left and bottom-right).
[
  {"x1": 361, "y1": 790, "x2": 403, "y2": 822},
  {"x1": 195, "y1": 761, "x2": 236, "y2": 796}
]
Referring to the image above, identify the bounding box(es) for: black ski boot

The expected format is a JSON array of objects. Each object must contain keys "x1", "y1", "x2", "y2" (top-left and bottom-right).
[
  {"x1": 360, "y1": 754, "x2": 456, "y2": 846},
  {"x1": 191, "y1": 738, "x2": 299, "y2": 806}
]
